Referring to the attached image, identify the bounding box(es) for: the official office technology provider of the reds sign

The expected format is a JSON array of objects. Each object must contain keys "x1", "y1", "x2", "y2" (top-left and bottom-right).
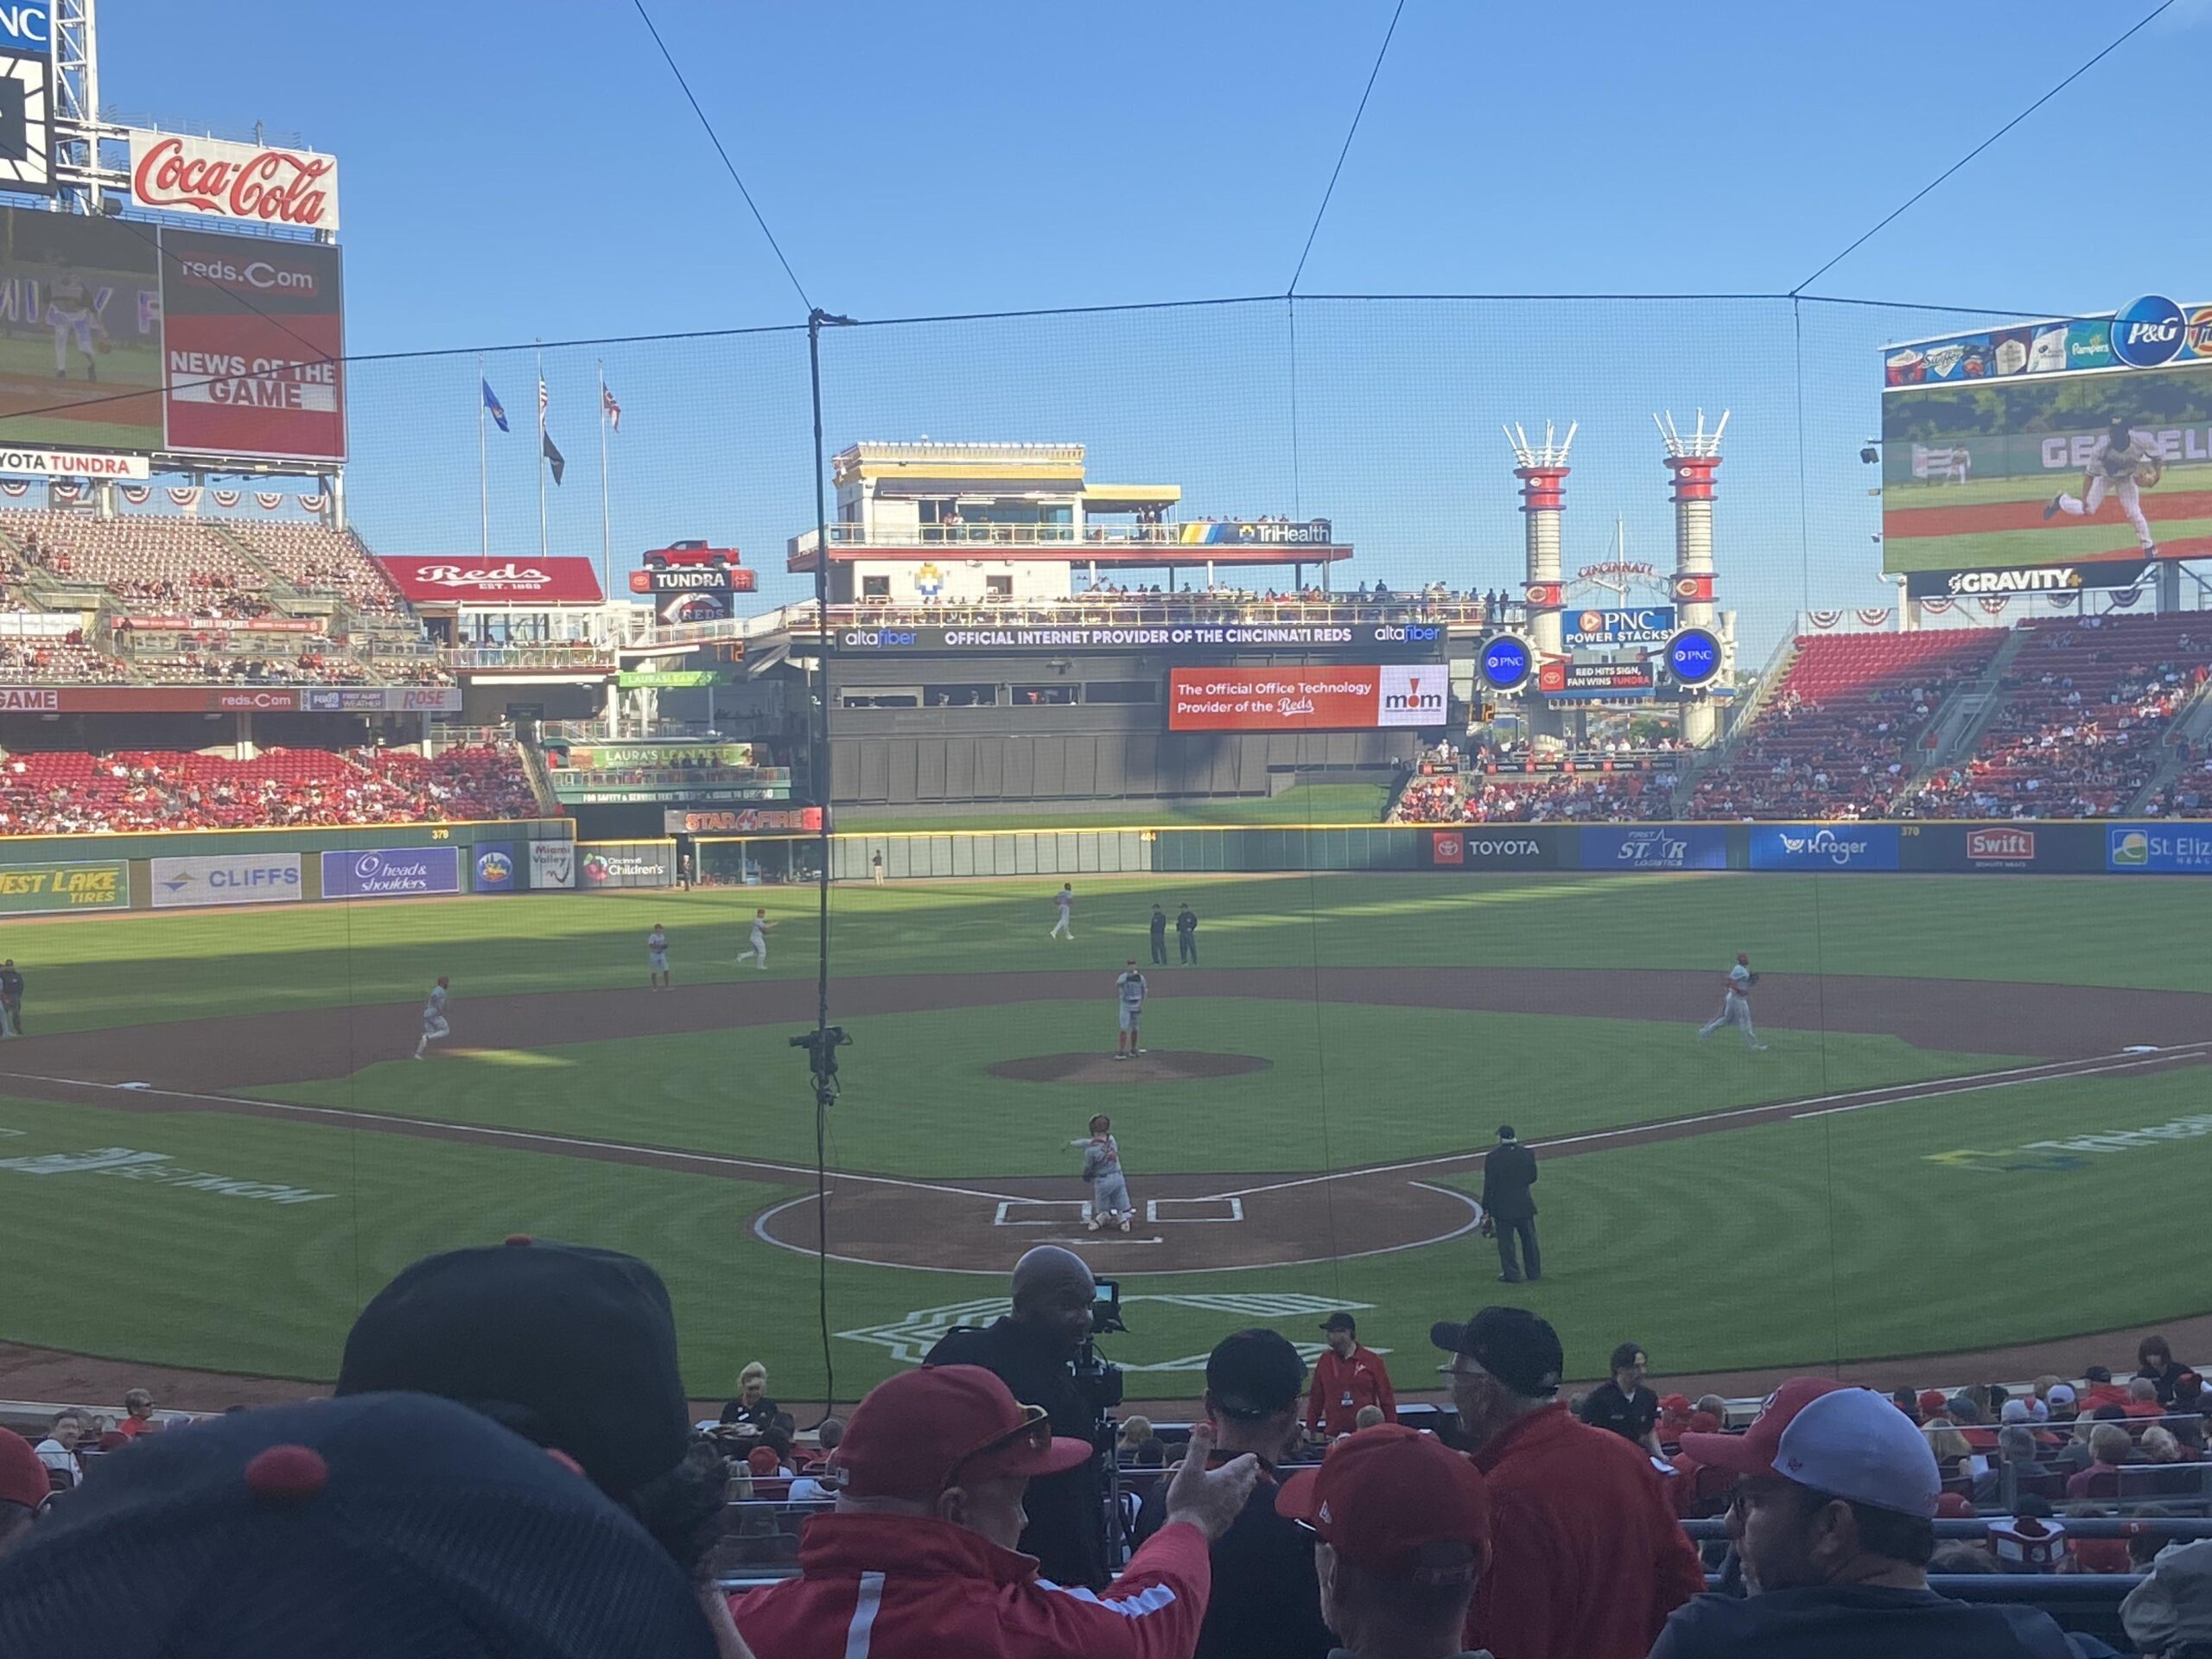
[{"x1": 159, "y1": 226, "x2": 345, "y2": 461}]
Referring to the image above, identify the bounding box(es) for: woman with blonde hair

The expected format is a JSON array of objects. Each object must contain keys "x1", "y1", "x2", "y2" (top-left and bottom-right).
[{"x1": 719, "y1": 1361, "x2": 779, "y2": 1435}]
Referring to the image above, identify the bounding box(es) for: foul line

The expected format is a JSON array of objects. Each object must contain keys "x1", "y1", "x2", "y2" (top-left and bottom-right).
[
  {"x1": 0, "y1": 1072, "x2": 1031, "y2": 1205},
  {"x1": 1196, "y1": 1046, "x2": 2212, "y2": 1203}
]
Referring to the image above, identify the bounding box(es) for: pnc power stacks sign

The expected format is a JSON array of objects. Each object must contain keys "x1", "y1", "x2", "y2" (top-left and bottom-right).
[{"x1": 1167, "y1": 665, "x2": 1446, "y2": 732}]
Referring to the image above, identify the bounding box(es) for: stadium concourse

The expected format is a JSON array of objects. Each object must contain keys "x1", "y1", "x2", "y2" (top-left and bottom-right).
[{"x1": 1389, "y1": 613, "x2": 2212, "y2": 826}]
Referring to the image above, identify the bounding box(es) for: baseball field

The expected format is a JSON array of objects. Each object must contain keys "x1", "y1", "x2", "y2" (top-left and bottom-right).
[
  {"x1": 1882, "y1": 461, "x2": 2212, "y2": 573},
  {"x1": 1, "y1": 868, "x2": 2208, "y2": 1409}
]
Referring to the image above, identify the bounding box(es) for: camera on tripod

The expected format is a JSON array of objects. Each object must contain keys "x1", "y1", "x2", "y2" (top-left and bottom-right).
[
  {"x1": 789, "y1": 1025, "x2": 851, "y2": 1090},
  {"x1": 1075, "y1": 1277, "x2": 1125, "y2": 1411}
]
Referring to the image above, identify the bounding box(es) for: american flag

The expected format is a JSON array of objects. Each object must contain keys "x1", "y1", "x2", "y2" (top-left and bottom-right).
[
  {"x1": 601, "y1": 383, "x2": 621, "y2": 433},
  {"x1": 537, "y1": 378, "x2": 549, "y2": 420}
]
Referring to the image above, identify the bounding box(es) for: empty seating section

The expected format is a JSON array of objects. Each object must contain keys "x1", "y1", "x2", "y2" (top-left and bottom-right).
[
  {"x1": 1689, "y1": 631, "x2": 2000, "y2": 819},
  {"x1": 1913, "y1": 614, "x2": 2212, "y2": 818},
  {"x1": 1, "y1": 511, "x2": 270, "y2": 613},
  {"x1": 225, "y1": 521, "x2": 406, "y2": 613},
  {"x1": 0, "y1": 745, "x2": 538, "y2": 834}
]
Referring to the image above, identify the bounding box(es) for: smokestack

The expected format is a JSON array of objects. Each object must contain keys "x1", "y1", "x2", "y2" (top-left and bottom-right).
[
  {"x1": 1505, "y1": 421, "x2": 1574, "y2": 740},
  {"x1": 1656, "y1": 410, "x2": 1727, "y2": 747}
]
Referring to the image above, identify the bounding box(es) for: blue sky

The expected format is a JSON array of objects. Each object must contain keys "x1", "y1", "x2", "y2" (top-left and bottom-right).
[{"x1": 101, "y1": 0, "x2": 2212, "y2": 647}]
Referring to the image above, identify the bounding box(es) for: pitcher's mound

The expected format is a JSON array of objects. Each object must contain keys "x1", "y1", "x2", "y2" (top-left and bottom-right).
[{"x1": 990, "y1": 1051, "x2": 1273, "y2": 1084}]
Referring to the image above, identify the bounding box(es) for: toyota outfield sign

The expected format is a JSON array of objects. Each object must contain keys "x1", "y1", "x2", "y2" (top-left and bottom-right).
[
  {"x1": 320, "y1": 846, "x2": 461, "y2": 900},
  {"x1": 149, "y1": 853, "x2": 302, "y2": 909}
]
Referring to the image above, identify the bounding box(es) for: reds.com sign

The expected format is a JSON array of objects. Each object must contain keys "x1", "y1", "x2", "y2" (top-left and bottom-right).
[{"x1": 128, "y1": 130, "x2": 340, "y2": 232}]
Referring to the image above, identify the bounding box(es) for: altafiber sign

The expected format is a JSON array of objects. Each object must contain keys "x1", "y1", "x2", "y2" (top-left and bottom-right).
[
  {"x1": 0, "y1": 859, "x2": 126, "y2": 914},
  {"x1": 319, "y1": 846, "x2": 461, "y2": 900},
  {"x1": 149, "y1": 852, "x2": 302, "y2": 909}
]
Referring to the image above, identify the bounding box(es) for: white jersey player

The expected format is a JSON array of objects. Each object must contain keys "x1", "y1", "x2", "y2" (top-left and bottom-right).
[
  {"x1": 738, "y1": 907, "x2": 771, "y2": 969},
  {"x1": 1050, "y1": 882, "x2": 1074, "y2": 940},
  {"x1": 414, "y1": 976, "x2": 451, "y2": 1059},
  {"x1": 47, "y1": 266, "x2": 98, "y2": 382},
  {"x1": 1696, "y1": 954, "x2": 1766, "y2": 1051},
  {"x1": 1114, "y1": 960, "x2": 1147, "y2": 1059},
  {"x1": 2045, "y1": 415, "x2": 2164, "y2": 554},
  {"x1": 647, "y1": 924, "x2": 670, "y2": 989}
]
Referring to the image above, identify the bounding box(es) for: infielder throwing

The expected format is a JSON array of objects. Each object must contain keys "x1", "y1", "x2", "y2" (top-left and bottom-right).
[
  {"x1": 1073, "y1": 1113, "x2": 1135, "y2": 1232},
  {"x1": 738, "y1": 907, "x2": 772, "y2": 969},
  {"x1": 647, "y1": 923, "x2": 671, "y2": 989},
  {"x1": 1696, "y1": 953, "x2": 1766, "y2": 1051},
  {"x1": 414, "y1": 976, "x2": 451, "y2": 1060},
  {"x1": 1113, "y1": 959, "x2": 1147, "y2": 1059},
  {"x1": 2044, "y1": 414, "x2": 2164, "y2": 554},
  {"x1": 1050, "y1": 881, "x2": 1075, "y2": 940}
]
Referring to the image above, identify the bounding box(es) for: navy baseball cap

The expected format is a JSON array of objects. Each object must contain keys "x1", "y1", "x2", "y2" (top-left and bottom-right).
[
  {"x1": 0, "y1": 1392, "x2": 718, "y2": 1659},
  {"x1": 336, "y1": 1237, "x2": 690, "y2": 1498},
  {"x1": 1432, "y1": 1306, "x2": 1564, "y2": 1399},
  {"x1": 1206, "y1": 1329, "x2": 1309, "y2": 1421}
]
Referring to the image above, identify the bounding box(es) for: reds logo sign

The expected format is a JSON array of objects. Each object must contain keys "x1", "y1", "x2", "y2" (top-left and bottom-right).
[{"x1": 129, "y1": 131, "x2": 340, "y2": 231}]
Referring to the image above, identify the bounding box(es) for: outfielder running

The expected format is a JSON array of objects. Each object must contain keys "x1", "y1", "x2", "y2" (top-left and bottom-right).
[
  {"x1": 1696, "y1": 953, "x2": 1767, "y2": 1051},
  {"x1": 1113, "y1": 959, "x2": 1147, "y2": 1058},
  {"x1": 2044, "y1": 414, "x2": 2164, "y2": 554},
  {"x1": 1050, "y1": 881, "x2": 1075, "y2": 940},
  {"x1": 413, "y1": 976, "x2": 451, "y2": 1059},
  {"x1": 738, "y1": 908, "x2": 772, "y2": 969},
  {"x1": 1072, "y1": 1113, "x2": 1135, "y2": 1233}
]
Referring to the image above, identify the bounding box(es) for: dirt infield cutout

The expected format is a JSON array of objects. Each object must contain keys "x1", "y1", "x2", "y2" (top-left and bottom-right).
[{"x1": 988, "y1": 1051, "x2": 1274, "y2": 1084}]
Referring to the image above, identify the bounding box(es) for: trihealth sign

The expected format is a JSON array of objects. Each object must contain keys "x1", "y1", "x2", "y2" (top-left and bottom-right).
[
  {"x1": 149, "y1": 853, "x2": 302, "y2": 909},
  {"x1": 2107, "y1": 825, "x2": 2212, "y2": 874},
  {"x1": 1748, "y1": 824, "x2": 1901, "y2": 872},
  {"x1": 0, "y1": 860, "x2": 127, "y2": 914},
  {"x1": 320, "y1": 847, "x2": 461, "y2": 899}
]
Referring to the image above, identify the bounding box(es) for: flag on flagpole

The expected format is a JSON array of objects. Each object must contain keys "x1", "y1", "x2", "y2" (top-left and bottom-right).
[
  {"x1": 542, "y1": 432, "x2": 567, "y2": 485},
  {"x1": 537, "y1": 378, "x2": 550, "y2": 422},
  {"x1": 601, "y1": 383, "x2": 621, "y2": 433},
  {"x1": 481, "y1": 380, "x2": 509, "y2": 433}
]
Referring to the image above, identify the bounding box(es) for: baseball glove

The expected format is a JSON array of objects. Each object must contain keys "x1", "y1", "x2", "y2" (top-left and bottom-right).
[{"x1": 1746, "y1": 972, "x2": 1762, "y2": 986}]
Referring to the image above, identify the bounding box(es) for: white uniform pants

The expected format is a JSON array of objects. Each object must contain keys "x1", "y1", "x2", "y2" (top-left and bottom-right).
[
  {"x1": 1698, "y1": 992, "x2": 1758, "y2": 1047},
  {"x1": 2056, "y1": 474, "x2": 2154, "y2": 550}
]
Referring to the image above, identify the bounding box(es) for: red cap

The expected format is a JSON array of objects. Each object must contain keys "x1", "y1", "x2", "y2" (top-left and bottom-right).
[
  {"x1": 1917, "y1": 1389, "x2": 1948, "y2": 1417},
  {"x1": 746, "y1": 1446, "x2": 782, "y2": 1477},
  {"x1": 1275, "y1": 1425, "x2": 1490, "y2": 1585},
  {"x1": 1658, "y1": 1393, "x2": 1693, "y2": 1414},
  {"x1": 0, "y1": 1427, "x2": 47, "y2": 1510},
  {"x1": 835, "y1": 1366, "x2": 1091, "y2": 1499},
  {"x1": 1678, "y1": 1378, "x2": 1941, "y2": 1517},
  {"x1": 1935, "y1": 1491, "x2": 1976, "y2": 1518}
]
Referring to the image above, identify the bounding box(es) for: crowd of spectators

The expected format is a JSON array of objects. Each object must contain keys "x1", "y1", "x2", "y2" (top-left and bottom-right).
[
  {"x1": 1391, "y1": 737, "x2": 1684, "y2": 824},
  {"x1": 1909, "y1": 619, "x2": 2212, "y2": 820},
  {"x1": 0, "y1": 742, "x2": 539, "y2": 834},
  {"x1": 0, "y1": 635, "x2": 127, "y2": 683},
  {"x1": 3, "y1": 1231, "x2": 2210, "y2": 1658}
]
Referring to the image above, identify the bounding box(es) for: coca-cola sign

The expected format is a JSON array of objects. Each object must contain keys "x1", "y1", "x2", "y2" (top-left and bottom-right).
[{"x1": 128, "y1": 130, "x2": 340, "y2": 232}]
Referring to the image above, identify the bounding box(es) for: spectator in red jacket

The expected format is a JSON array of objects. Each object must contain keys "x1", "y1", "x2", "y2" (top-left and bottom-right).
[
  {"x1": 2126, "y1": 1378, "x2": 2168, "y2": 1422},
  {"x1": 0, "y1": 1429, "x2": 46, "y2": 1561},
  {"x1": 1433, "y1": 1306, "x2": 1701, "y2": 1659},
  {"x1": 2082, "y1": 1366, "x2": 2131, "y2": 1414},
  {"x1": 1305, "y1": 1313, "x2": 1397, "y2": 1441},
  {"x1": 1653, "y1": 1378, "x2": 2081, "y2": 1658},
  {"x1": 1275, "y1": 1424, "x2": 1493, "y2": 1659},
  {"x1": 730, "y1": 1364, "x2": 1262, "y2": 1659}
]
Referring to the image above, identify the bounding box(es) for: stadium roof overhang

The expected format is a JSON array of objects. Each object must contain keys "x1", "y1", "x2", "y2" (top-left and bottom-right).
[{"x1": 787, "y1": 543, "x2": 1351, "y2": 573}]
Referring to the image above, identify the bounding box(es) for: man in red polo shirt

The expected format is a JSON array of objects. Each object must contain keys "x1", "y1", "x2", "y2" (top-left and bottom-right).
[
  {"x1": 1304, "y1": 1313, "x2": 1397, "y2": 1442},
  {"x1": 1433, "y1": 1306, "x2": 1701, "y2": 1659}
]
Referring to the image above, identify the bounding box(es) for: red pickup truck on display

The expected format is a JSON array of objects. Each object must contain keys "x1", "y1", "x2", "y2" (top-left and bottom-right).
[{"x1": 641, "y1": 539, "x2": 740, "y2": 569}]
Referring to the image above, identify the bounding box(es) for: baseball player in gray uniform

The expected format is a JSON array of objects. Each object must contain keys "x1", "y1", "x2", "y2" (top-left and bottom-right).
[
  {"x1": 738, "y1": 908, "x2": 771, "y2": 969},
  {"x1": 1073, "y1": 1113, "x2": 1135, "y2": 1232},
  {"x1": 48, "y1": 266, "x2": 99, "y2": 382},
  {"x1": 647, "y1": 923, "x2": 671, "y2": 989},
  {"x1": 1114, "y1": 959, "x2": 1147, "y2": 1059},
  {"x1": 2045, "y1": 414, "x2": 2164, "y2": 554},
  {"x1": 414, "y1": 976, "x2": 451, "y2": 1059},
  {"x1": 1696, "y1": 954, "x2": 1766, "y2": 1050},
  {"x1": 1050, "y1": 882, "x2": 1075, "y2": 940}
]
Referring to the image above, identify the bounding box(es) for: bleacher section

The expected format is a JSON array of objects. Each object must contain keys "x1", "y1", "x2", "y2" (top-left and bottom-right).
[
  {"x1": 220, "y1": 520, "x2": 407, "y2": 614},
  {"x1": 0, "y1": 744, "x2": 537, "y2": 834},
  {"x1": 1393, "y1": 764, "x2": 1680, "y2": 823},
  {"x1": 1912, "y1": 614, "x2": 2212, "y2": 819},
  {"x1": 4, "y1": 510, "x2": 273, "y2": 612},
  {"x1": 1688, "y1": 630, "x2": 2001, "y2": 820}
]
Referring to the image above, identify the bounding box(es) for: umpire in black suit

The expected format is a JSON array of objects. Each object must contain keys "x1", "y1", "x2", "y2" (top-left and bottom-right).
[{"x1": 1479, "y1": 1124, "x2": 1540, "y2": 1283}]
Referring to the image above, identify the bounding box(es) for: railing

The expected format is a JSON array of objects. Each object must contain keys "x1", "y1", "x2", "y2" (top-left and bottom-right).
[
  {"x1": 791, "y1": 520, "x2": 1344, "y2": 556},
  {"x1": 439, "y1": 643, "x2": 616, "y2": 671},
  {"x1": 747, "y1": 597, "x2": 1509, "y2": 633}
]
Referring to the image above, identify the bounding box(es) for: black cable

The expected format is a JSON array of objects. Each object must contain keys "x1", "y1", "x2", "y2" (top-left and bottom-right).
[
  {"x1": 1792, "y1": 0, "x2": 2177, "y2": 294},
  {"x1": 632, "y1": 0, "x2": 814, "y2": 314},
  {"x1": 1287, "y1": 0, "x2": 1408, "y2": 296}
]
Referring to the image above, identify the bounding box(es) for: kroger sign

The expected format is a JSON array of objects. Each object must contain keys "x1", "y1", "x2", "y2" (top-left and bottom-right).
[{"x1": 1562, "y1": 607, "x2": 1675, "y2": 650}]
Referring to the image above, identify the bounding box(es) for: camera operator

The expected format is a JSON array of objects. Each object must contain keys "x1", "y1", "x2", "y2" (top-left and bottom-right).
[{"x1": 926, "y1": 1244, "x2": 1110, "y2": 1588}]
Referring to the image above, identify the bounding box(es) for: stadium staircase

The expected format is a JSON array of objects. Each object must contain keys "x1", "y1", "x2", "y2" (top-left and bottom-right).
[
  {"x1": 2122, "y1": 677, "x2": 2212, "y2": 813},
  {"x1": 1918, "y1": 627, "x2": 2033, "y2": 773},
  {"x1": 513, "y1": 735, "x2": 563, "y2": 818},
  {"x1": 1668, "y1": 632, "x2": 1797, "y2": 807}
]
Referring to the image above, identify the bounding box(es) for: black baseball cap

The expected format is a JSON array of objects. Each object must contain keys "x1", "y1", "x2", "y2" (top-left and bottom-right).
[
  {"x1": 336, "y1": 1237, "x2": 690, "y2": 1498},
  {"x1": 1206, "y1": 1329, "x2": 1308, "y2": 1421},
  {"x1": 1431, "y1": 1307, "x2": 1564, "y2": 1399},
  {"x1": 1320, "y1": 1313, "x2": 1358, "y2": 1336},
  {"x1": 0, "y1": 1392, "x2": 717, "y2": 1659}
]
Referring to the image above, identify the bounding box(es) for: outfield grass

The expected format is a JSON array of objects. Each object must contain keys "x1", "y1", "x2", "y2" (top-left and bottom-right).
[
  {"x1": 5, "y1": 873, "x2": 2212, "y2": 1037},
  {"x1": 257, "y1": 1003, "x2": 2020, "y2": 1179},
  {"x1": 842, "y1": 783, "x2": 1390, "y2": 832}
]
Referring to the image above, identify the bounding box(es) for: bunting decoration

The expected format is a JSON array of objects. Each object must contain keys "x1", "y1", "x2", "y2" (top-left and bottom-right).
[
  {"x1": 211, "y1": 488, "x2": 241, "y2": 509},
  {"x1": 1920, "y1": 598, "x2": 1955, "y2": 614},
  {"x1": 0, "y1": 481, "x2": 28, "y2": 499},
  {"x1": 2109, "y1": 589, "x2": 2141, "y2": 608},
  {"x1": 51, "y1": 482, "x2": 83, "y2": 503},
  {"x1": 167, "y1": 486, "x2": 202, "y2": 509},
  {"x1": 255, "y1": 492, "x2": 285, "y2": 512},
  {"x1": 119, "y1": 485, "x2": 151, "y2": 505},
  {"x1": 1976, "y1": 597, "x2": 2008, "y2": 616},
  {"x1": 298, "y1": 493, "x2": 328, "y2": 513},
  {"x1": 1806, "y1": 609, "x2": 1841, "y2": 630},
  {"x1": 1857, "y1": 608, "x2": 1891, "y2": 627}
]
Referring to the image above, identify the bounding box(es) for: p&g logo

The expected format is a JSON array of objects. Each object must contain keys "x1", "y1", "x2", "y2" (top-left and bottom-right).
[{"x1": 2111, "y1": 296, "x2": 2185, "y2": 368}]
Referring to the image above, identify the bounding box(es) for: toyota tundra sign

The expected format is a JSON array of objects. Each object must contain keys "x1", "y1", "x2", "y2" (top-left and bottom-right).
[{"x1": 128, "y1": 130, "x2": 340, "y2": 232}]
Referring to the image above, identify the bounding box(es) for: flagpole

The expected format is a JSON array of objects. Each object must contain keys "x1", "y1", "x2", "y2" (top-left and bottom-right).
[
  {"x1": 535, "y1": 342, "x2": 548, "y2": 562},
  {"x1": 477, "y1": 353, "x2": 489, "y2": 563},
  {"x1": 597, "y1": 359, "x2": 611, "y2": 601}
]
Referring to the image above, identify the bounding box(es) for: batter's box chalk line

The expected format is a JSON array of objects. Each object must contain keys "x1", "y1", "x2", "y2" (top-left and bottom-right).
[
  {"x1": 1146, "y1": 1197, "x2": 1245, "y2": 1224},
  {"x1": 993, "y1": 1199, "x2": 1087, "y2": 1227}
]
